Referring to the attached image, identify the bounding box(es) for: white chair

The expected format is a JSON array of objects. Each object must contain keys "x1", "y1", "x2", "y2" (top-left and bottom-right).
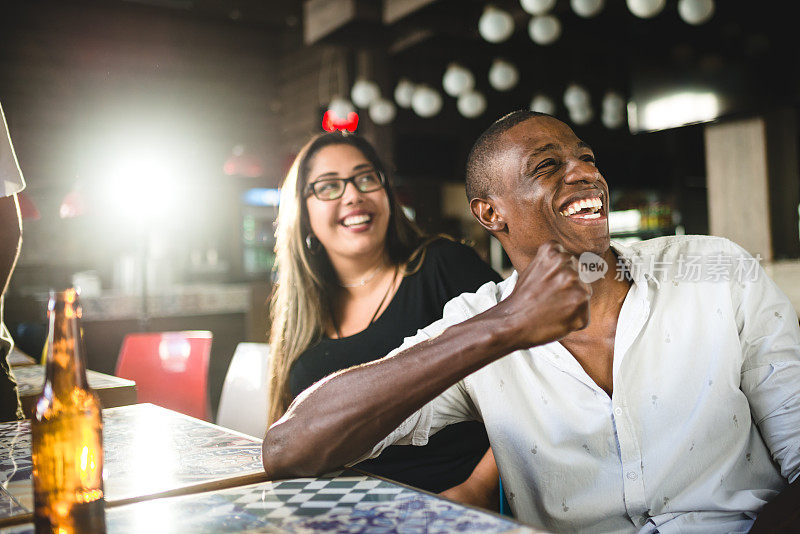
[{"x1": 216, "y1": 342, "x2": 270, "y2": 438}]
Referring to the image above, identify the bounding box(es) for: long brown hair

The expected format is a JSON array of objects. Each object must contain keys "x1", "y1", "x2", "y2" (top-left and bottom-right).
[{"x1": 267, "y1": 132, "x2": 428, "y2": 426}]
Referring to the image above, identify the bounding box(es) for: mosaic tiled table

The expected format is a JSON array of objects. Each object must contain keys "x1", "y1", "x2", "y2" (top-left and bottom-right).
[
  {"x1": 12, "y1": 365, "x2": 138, "y2": 418},
  {"x1": 0, "y1": 472, "x2": 543, "y2": 533},
  {"x1": 0, "y1": 403, "x2": 266, "y2": 524}
]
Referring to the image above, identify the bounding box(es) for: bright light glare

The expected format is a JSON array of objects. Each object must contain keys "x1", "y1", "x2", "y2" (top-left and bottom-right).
[
  {"x1": 639, "y1": 91, "x2": 719, "y2": 131},
  {"x1": 119, "y1": 412, "x2": 179, "y2": 498},
  {"x1": 609, "y1": 209, "x2": 642, "y2": 233},
  {"x1": 127, "y1": 497, "x2": 178, "y2": 534},
  {"x1": 105, "y1": 151, "x2": 178, "y2": 222}
]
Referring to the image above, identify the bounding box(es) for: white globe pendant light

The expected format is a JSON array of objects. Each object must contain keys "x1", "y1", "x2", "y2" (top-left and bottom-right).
[
  {"x1": 626, "y1": 0, "x2": 666, "y2": 19},
  {"x1": 488, "y1": 59, "x2": 519, "y2": 92},
  {"x1": 351, "y1": 79, "x2": 380, "y2": 109},
  {"x1": 528, "y1": 15, "x2": 562, "y2": 45},
  {"x1": 369, "y1": 98, "x2": 396, "y2": 125},
  {"x1": 601, "y1": 92, "x2": 626, "y2": 129},
  {"x1": 411, "y1": 85, "x2": 443, "y2": 118},
  {"x1": 569, "y1": 104, "x2": 594, "y2": 125},
  {"x1": 457, "y1": 90, "x2": 487, "y2": 118},
  {"x1": 678, "y1": 0, "x2": 714, "y2": 25},
  {"x1": 571, "y1": 0, "x2": 605, "y2": 18},
  {"x1": 328, "y1": 96, "x2": 355, "y2": 120},
  {"x1": 394, "y1": 78, "x2": 415, "y2": 109},
  {"x1": 602, "y1": 109, "x2": 625, "y2": 129},
  {"x1": 442, "y1": 64, "x2": 475, "y2": 97},
  {"x1": 563, "y1": 84, "x2": 590, "y2": 109},
  {"x1": 520, "y1": 0, "x2": 556, "y2": 16},
  {"x1": 602, "y1": 92, "x2": 625, "y2": 114},
  {"x1": 530, "y1": 94, "x2": 556, "y2": 115},
  {"x1": 479, "y1": 6, "x2": 515, "y2": 43}
]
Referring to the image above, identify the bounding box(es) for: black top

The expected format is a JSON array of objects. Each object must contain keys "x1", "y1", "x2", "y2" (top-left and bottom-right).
[{"x1": 289, "y1": 239, "x2": 502, "y2": 492}]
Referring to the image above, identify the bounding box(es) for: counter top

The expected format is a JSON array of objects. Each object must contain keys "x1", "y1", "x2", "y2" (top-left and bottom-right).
[{"x1": 18, "y1": 284, "x2": 252, "y2": 322}]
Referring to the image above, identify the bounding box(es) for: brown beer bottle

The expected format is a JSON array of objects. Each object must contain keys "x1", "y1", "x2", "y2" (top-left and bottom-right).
[{"x1": 31, "y1": 289, "x2": 106, "y2": 533}]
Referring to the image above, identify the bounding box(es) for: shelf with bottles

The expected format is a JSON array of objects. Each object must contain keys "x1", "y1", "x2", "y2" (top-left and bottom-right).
[
  {"x1": 242, "y1": 205, "x2": 278, "y2": 245},
  {"x1": 608, "y1": 190, "x2": 680, "y2": 243},
  {"x1": 243, "y1": 244, "x2": 274, "y2": 276}
]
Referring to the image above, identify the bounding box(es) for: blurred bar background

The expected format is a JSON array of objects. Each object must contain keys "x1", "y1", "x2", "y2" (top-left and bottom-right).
[{"x1": 1, "y1": 0, "x2": 798, "y2": 416}]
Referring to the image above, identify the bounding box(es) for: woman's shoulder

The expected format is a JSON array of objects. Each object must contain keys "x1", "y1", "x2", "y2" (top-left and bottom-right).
[
  {"x1": 421, "y1": 236, "x2": 479, "y2": 263},
  {"x1": 420, "y1": 237, "x2": 491, "y2": 269},
  {"x1": 410, "y1": 236, "x2": 502, "y2": 290}
]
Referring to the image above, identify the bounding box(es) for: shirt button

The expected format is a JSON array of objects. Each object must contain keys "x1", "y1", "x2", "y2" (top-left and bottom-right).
[
  {"x1": 614, "y1": 407, "x2": 623, "y2": 416},
  {"x1": 626, "y1": 471, "x2": 638, "y2": 480}
]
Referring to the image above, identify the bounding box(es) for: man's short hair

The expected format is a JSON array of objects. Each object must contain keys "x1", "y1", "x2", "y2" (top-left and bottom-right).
[{"x1": 465, "y1": 110, "x2": 550, "y2": 201}]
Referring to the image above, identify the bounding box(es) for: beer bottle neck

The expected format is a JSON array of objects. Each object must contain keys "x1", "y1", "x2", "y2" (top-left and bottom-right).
[{"x1": 44, "y1": 289, "x2": 89, "y2": 397}]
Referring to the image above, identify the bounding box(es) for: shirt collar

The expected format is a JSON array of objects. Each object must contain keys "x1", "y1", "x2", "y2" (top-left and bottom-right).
[{"x1": 610, "y1": 240, "x2": 661, "y2": 289}]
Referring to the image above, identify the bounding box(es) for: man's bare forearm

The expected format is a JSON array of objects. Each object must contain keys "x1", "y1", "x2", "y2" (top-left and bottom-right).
[
  {"x1": 262, "y1": 307, "x2": 518, "y2": 479},
  {"x1": 262, "y1": 242, "x2": 591, "y2": 480}
]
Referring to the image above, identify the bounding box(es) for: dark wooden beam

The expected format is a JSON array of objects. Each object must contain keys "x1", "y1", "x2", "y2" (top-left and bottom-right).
[
  {"x1": 382, "y1": 0, "x2": 439, "y2": 24},
  {"x1": 303, "y1": 0, "x2": 380, "y2": 45}
]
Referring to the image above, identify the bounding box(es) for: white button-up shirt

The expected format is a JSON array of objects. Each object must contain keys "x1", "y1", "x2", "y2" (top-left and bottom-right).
[{"x1": 363, "y1": 236, "x2": 800, "y2": 534}]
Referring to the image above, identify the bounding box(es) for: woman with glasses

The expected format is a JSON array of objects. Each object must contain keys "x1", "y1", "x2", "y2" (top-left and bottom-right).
[{"x1": 267, "y1": 131, "x2": 502, "y2": 506}]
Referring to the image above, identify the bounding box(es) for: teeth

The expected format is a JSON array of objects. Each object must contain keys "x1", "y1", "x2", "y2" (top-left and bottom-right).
[
  {"x1": 560, "y1": 197, "x2": 603, "y2": 217},
  {"x1": 343, "y1": 214, "x2": 371, "y2": 227}
]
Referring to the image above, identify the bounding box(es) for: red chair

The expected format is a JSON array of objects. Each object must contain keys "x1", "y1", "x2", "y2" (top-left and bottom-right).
[{"x1": 115, "y1": 331, "x2": 212, "y2": 420}]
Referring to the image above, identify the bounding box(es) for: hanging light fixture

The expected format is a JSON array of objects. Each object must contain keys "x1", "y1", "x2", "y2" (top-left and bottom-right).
[
  {"x1": 626, "y1": 0, "x2": 666, "y2": 19},
  {"x1": 478, "y1": 6, "x2": 515, "y2": 43},
  {"x1": 59, "y1": 182, "x2": 86, "y2": 219},
  {"x1": 678, "y1": 0, "x2": 714, "y2": 25},
  {"x1": 569, "y1": 105, "x2": 594, "y2": 125},
  {"x1": 457, "y1": 91, "x2": 487, "y2": 118},
  {"x1": 601, "y1": 92, "x2": 626, "y2": 129},
  {"x1": 520, "y1": 0, "x2": 556, "y2": 16},
  {"x1": 394, "y1": 78, "x2": 416, "y2": 109},
  {"x1": 530, "y1": 94, "x2": 557, "y2": 115},
  {"x1": 351, "y1": 79, "x2": 380, "y2": 109},
  {"x1": 411, "y1": 85, "x2": 443, "y2": 118},
  {"x1": 528, "y1": 15, "x2": 562, "y2": 45},
  {"x1": 563, "y1": 84, "x2": 590, "y2": 109},
  {"x1": 571, "y1": 0, "x2": 605, "y2": 18},
  {"x1": 442, "y1": 64, "x2": 475, "y2": 98},
  {"x1": 564, "y1": 84, "x2": 592, "y2": 125},
  {"x1": 489, "y1": 59, "x2": 519, "y2": 91},
  {"x1": 369, "y1": 98, "x2": 397, "y2": 125}
]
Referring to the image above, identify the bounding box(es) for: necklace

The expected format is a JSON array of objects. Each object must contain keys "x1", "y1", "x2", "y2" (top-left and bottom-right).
[
  {"x1": 338, "y1": 262, "x2": 385, "y2": 288},
  {"x1": 331, "y1": 265, "x2": 398, "y2": 339}
]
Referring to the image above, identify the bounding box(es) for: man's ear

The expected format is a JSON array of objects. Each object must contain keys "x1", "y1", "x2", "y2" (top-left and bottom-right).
[{"x1": 470, "y1": 197, "x2": 507, "y2": 234}]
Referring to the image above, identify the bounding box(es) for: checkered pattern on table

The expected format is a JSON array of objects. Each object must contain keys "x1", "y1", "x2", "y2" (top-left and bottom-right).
[
  {"x1": 227, "y1": 475, "x2": 404, "y2": 518},
  {"x1": 0, "y1": 473, "x2": 537, "y2": 533}
]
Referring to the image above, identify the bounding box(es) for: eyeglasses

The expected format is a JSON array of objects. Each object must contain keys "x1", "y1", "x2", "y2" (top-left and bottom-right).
[{"x1": 305, "y1": 170, "x2": 385, "y2": 201}]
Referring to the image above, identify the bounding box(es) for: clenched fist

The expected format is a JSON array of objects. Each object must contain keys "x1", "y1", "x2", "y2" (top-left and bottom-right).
[{"x1": 497, "y1": 241, "x2": 591, "y2": 350}]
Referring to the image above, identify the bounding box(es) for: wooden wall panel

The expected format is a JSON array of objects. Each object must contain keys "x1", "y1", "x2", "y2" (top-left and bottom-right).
[{"x1": 704, "y1": 118, "x2": 772, "y2": 260}]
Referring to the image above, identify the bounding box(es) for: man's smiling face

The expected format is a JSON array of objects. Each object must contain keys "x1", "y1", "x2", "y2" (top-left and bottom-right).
[{"x1": 490, "y1": 115, "x2": 611, "y2": 264}]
